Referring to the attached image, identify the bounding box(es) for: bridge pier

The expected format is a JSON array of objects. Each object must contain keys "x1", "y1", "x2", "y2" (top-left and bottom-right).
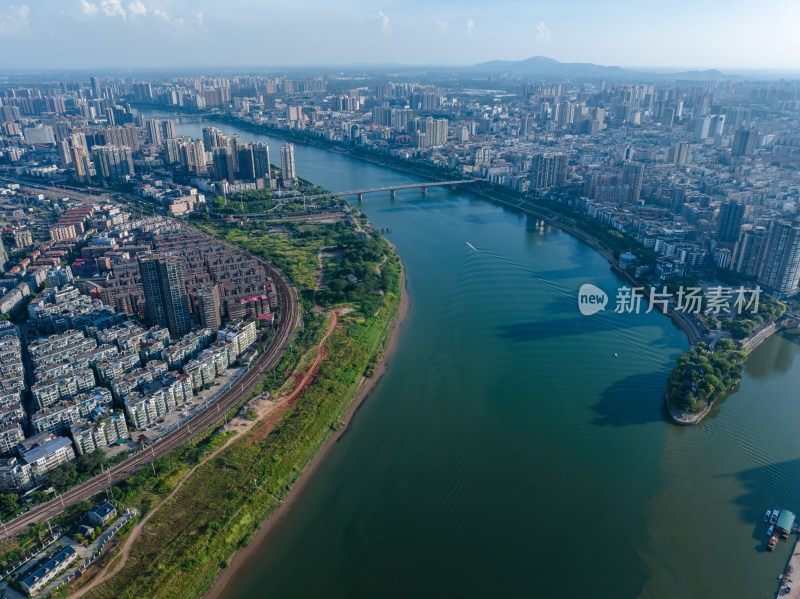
[
  {"x1": 421, "y1": 187, "x2": 427, "y2": 198},
  {"x1": 390, "y1": 189, "x2": 396, "y2": 200},
  {"x1": 357, "y1": 193, "x2": 363, "y2": 202}
]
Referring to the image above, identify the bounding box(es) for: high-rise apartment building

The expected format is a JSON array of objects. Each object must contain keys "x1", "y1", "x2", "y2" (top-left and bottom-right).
[
  {"x1": 716, "y1": 201, "x2": 745, "y2": 243},
  {"x1": 621, "y1": 162, "x2": 645, "y2": 204},
  {"x1": 757, "y1": 220, "x2": 800, "y2": 297},
  {"x1": 139, "y1": 256, "x2": 191, "y2": 337},
  {"x1": 91, "y1": 145, "x2": 134, "y2": 181},
  {"x1": 732, "y1": 227, "x2": 766, "y2": 277},
  {"x1": 530, "y1": 153, "x2": 568, "y2": 190},
  {"x1": 252, "y1": 142, "x2": 271, "y2": 180},
  {"x1": 198, "y1": 284, "x2": 222, "y2": 332},
  {"x1": 280, "y1": 143, "x2": 296, "y2": 183},
  {"x1": 732, "y1": 127, "x2": 758, "y2": 156}
]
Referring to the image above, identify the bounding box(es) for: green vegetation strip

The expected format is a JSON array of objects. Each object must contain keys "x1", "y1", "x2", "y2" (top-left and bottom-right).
[{"x1": 79, "y1": 222, "x2": 401, "y2": 598}]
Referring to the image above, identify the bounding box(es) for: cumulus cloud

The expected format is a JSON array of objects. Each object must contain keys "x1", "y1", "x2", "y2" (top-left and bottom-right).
[
  {"x1": 536, "y1": 21, "x2": 551, "y2": 40},
  {"x1": 127, "y1": 0, "x2": 147, "y2": 16},
  {"x1": 0, "y1": 4, "x2": 30, "y2": 35},
  {"x1": 370, "y1": 9, "x2": 390, "y2": 32},
  {"x1": 101, "y1": 0, "x2": 126, "y2": 19},
  {"x1": 466, "y1": 17, "x2": 474, "y2": 34},
  {"x1": 78, "y1": 0, "x2": 97, "y2": 16},
  {"x1": 193, "y1": 10, "x2": 203, "y2": 26}
]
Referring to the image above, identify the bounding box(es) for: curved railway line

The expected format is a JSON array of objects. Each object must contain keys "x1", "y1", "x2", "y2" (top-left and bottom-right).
[{"x1": 1, "y1": 226, "x2": 301, "y2": 539}]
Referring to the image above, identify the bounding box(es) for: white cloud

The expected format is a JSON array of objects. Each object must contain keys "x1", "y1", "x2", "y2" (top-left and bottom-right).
[
  {"x1": 127, "y1": 0, "x2": 147, "y2": 17},
  {"x1": 101, "y1": 0, "x2": 126, "y2": 19},
  {"x1": 536, "y1": 21, "x2": 550, "y2": 40},
  {"x1": 0, "y1": 4, "x2": 30, "y2": 35},
  {"x1": 78, "y1": 0, "x2": 97, "y2": 16},
  {"x1": 435, "y1": 20, "x2": 448, "y2": 32},
  {"x1": 466, "y1": 17, "x2": 474, "y2": 35},
  {"x1": 370, "y1": 9, "x2": 390, "y2": 33},
  {"x1": 193, "y1": 11, "x2": 203, "y2": 26}
]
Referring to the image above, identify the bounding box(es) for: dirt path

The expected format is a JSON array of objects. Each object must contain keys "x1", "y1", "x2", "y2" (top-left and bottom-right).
[
  {"x1": 250, "y1": 309, "x2": 341, "y2": 441},
  {"x1": 72, "y1": 310, "x2": 344, "y2": 597},
  {"x1": 69, "y1": 431, "x2": 243, "y2": 598}
]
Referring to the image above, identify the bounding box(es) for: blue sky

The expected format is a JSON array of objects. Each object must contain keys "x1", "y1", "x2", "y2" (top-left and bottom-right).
[{"x1": 0, "y1": 0, "x2": 798, "y2": 70}]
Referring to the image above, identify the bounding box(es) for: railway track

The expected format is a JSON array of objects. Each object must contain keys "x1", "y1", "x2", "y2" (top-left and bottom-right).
[{"x1": 1, "y1": 227, "x2": 301, "y2": 539}]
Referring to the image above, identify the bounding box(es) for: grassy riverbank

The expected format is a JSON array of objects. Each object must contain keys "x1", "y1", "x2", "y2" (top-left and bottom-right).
[{"x1": 68, "y1": 220, "x2": 402, "y2": 598}]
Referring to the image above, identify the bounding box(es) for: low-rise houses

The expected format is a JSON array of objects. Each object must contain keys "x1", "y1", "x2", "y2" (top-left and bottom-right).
[
  {"x1": 0, "y1": 433, "x2": 77, "y2": 492},
  {"x1": 19, "y1": 545, "x2": 78, "y2": 596}
]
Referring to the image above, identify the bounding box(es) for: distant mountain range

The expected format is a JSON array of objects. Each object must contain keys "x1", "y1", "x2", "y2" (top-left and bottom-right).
[{"x1": 470, "y1": 56, "x2": 741, "y2": 81}]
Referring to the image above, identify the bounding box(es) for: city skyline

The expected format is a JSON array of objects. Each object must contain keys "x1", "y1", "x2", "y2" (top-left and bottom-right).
[{"x1": 1, "y1": 0, "x2": 799, "y2": 72}]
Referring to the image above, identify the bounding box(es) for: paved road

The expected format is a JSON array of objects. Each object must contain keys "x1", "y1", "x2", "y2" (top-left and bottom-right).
[{"x1": 1, "y1": 223, "x2": 301, "y2": 539}]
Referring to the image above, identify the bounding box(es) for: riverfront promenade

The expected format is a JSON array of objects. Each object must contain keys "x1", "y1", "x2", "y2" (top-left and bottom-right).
[{"x1": 778, "y1": 538, "x2": 800, "y2": 598}]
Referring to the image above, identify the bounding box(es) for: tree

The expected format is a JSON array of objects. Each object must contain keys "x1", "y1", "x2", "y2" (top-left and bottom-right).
[
  {"x1": 76, "y1": 449, "x2": 106, "y2": 475},
  {"x1": 0, "y1": 493, "x2": 19, "y2": 519}
]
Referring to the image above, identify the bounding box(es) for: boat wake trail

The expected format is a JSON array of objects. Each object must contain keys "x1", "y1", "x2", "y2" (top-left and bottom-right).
[{"x1": 464, "y1": 242, "x2": 569, "y2": 297}]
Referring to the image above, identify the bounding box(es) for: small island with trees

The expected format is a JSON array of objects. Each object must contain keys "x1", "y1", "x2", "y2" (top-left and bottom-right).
[{"x1": 666, "y1": 340, "x2": 746, "y2": 424}]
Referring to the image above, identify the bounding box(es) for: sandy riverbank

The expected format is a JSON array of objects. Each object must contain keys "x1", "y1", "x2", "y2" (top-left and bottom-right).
[{"x1": 205, "y1": 265, "x2": 410, "y2": 599}]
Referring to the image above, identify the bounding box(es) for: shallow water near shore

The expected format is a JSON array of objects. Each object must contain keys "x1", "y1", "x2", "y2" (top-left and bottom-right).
[{"x1": 140, "y1": 110, "x2": 800, "y2": 598}]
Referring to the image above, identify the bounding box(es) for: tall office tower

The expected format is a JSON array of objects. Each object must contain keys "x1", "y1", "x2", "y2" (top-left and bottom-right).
[
  {"x1": 732, "y1": 127, "x2": 758, "y2": 156},
  {"x1": 0, "y1": 237, "x2": 8, "y2": 275},
  {"x1": 757, "y1": 220, "x2": 800, "y2": 297},
  {"x1": 237, "y1": 144, "x2": 256, "y2": 180},
  {"x1": 530, "y1": 154, "x2": 568, "y2": 190},
  {"x1": 716, "y1": 201, "x2": 745, "y2": 243},
  {"x1": 91, "y1": 145, "x2": 134, "y2": 181},
  {"x1": 732, "y1": 227, "x2": 766, "y2": 277},
  {"x1": 90, "y1": 76, "x2": 101, "y2": 99},
  {"x1": 145, "y1": 119, "x2": 163, "y2": 146},
  {"x1": 139, "y1": 256, "x2": 191, "y2": 337},
  {"x1": 198, "y1": 284, "x2": 221, "y2": 331},
  {"x1": 252, "y1": 142, "x2": 271, "y2": 180},
  {"x1": 161, "y1": 119, "x2": 178, "y2": 140},
  {"x1": 280, "y1": 143, "x2": 296, "y2": 182},
  {"x1": 56, "y1": 139, "x2": 72, "y2": 168},
  {"x1": 621, "y1": 162, "x2": 645, "y2": 204},
  {"x1": 212, "y1": 147, "x2": 235, "y2": 181}
]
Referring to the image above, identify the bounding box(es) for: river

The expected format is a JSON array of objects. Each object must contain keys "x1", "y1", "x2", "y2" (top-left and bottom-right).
[{"x1": 140, "y1": 109, "x2": 800, "y2": 598}]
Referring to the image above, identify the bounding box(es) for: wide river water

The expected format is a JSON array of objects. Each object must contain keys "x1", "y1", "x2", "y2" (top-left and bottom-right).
[{"x1": 142, "y1": 110, "x2": 800, "y2": 598}]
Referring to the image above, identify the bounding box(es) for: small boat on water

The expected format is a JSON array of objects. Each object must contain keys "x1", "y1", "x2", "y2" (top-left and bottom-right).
[
  {"x1": 768, "y1": 533, "x2": 779, "y2": 551},
  {"x1": 614, "y1": 352, "x2": 618, "y2": 357},
  {"x1": 765, "y1": 509, "x2": 773, "y2": 522},
  {"x1": 768, "y1": 524, "x2": 775, "y2": 536},
  {"x1": 465, "y1": 242, "x2": 477, "y2": 252},
  {"x1": 771, "y1": 509, "x2": 781, "y2": 525}
]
